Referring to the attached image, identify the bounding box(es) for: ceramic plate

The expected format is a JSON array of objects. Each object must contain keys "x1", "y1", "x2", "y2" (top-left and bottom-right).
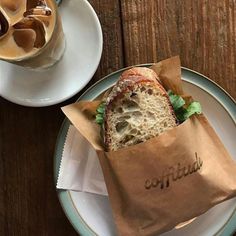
[
  {"x1": 54, "y1": 66, "x2": 236, "y2": 236},
  {"x1": 0, "y1": 0, "x2": 103, "y2": 107}
]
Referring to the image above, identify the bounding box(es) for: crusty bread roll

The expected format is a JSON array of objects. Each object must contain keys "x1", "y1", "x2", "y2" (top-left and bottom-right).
[{"x1": 104, "y1": 67, "x2": 177, "y2": 151}]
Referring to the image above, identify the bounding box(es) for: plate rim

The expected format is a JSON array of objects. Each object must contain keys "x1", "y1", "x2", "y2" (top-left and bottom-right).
[
  {"x1": 54, "y1": 65, "x2": 236, "y2": 236},
  {"x1": 0, "y1": 0, "x2": 103, "y2": 107}
]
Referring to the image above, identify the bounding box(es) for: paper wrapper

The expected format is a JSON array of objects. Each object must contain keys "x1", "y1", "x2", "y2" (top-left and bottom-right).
[
  {"x1": 56, "y1": 125, "x2": 108, "y2": 195},
  {"x1": 62, "y1": 57, "x2": 236, "y2": 236}
]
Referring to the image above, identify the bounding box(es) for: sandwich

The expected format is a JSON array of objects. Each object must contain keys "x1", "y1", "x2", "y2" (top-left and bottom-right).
[{"x1": 96, "y1": 67, "x2": 201, "y2": 151}]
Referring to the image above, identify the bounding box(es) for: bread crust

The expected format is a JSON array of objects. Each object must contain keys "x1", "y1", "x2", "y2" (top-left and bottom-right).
[{"x1": 104, "y1": 67, "x2": 177, "y2": 151}]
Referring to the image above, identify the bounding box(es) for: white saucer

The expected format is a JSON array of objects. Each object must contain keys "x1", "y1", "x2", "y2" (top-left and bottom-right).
[{"x1": 0, "y1": 0, "x2": 103, "y2": 107}]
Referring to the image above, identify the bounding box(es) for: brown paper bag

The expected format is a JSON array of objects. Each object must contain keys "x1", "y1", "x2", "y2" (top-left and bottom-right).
[{"x1": 62, "y1": 57, "x2": 236, "y2": 236}]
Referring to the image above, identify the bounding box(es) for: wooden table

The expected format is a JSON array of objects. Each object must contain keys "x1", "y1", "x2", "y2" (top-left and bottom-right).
[{"x1": 1, "y1": 0, "x2": 236, "y2": 235}]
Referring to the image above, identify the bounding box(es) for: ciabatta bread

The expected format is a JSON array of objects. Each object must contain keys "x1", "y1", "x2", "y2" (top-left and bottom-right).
[{"x1": 104, "y1": 67, "x2": 177, "y2": 151}]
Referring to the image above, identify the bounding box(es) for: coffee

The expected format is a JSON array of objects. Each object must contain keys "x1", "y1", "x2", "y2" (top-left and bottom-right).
[{"x1": 0, "y1": 0, "x2": 65, "y2": 69}]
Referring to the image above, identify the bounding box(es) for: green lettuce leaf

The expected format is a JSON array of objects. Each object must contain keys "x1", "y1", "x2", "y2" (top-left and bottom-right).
[
  {"x1": 168, "y1": 91, "x2": 186, "y2": 111},
  {"x1": 96, "y1": 102, "x2": 105, "y2": 125},
  {"x1": 184, "y1": 101, "x2": 202, "y2": 120},
  {"x1": 168, "y1": 90, "x2": 202, "y2": 122}
]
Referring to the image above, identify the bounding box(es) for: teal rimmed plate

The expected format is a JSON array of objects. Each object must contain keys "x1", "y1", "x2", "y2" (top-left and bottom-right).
[{"x1": 54, "y1": 66, "x2": 236, "y2": 236}]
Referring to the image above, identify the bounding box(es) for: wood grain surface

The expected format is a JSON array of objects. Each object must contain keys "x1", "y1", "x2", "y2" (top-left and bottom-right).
[
  {"x1": 0, "y1": 0, "x2": 236, "y2": 235},
  {"x1": 121, "y1": 0, "x2": 236, "y2": 99}
]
